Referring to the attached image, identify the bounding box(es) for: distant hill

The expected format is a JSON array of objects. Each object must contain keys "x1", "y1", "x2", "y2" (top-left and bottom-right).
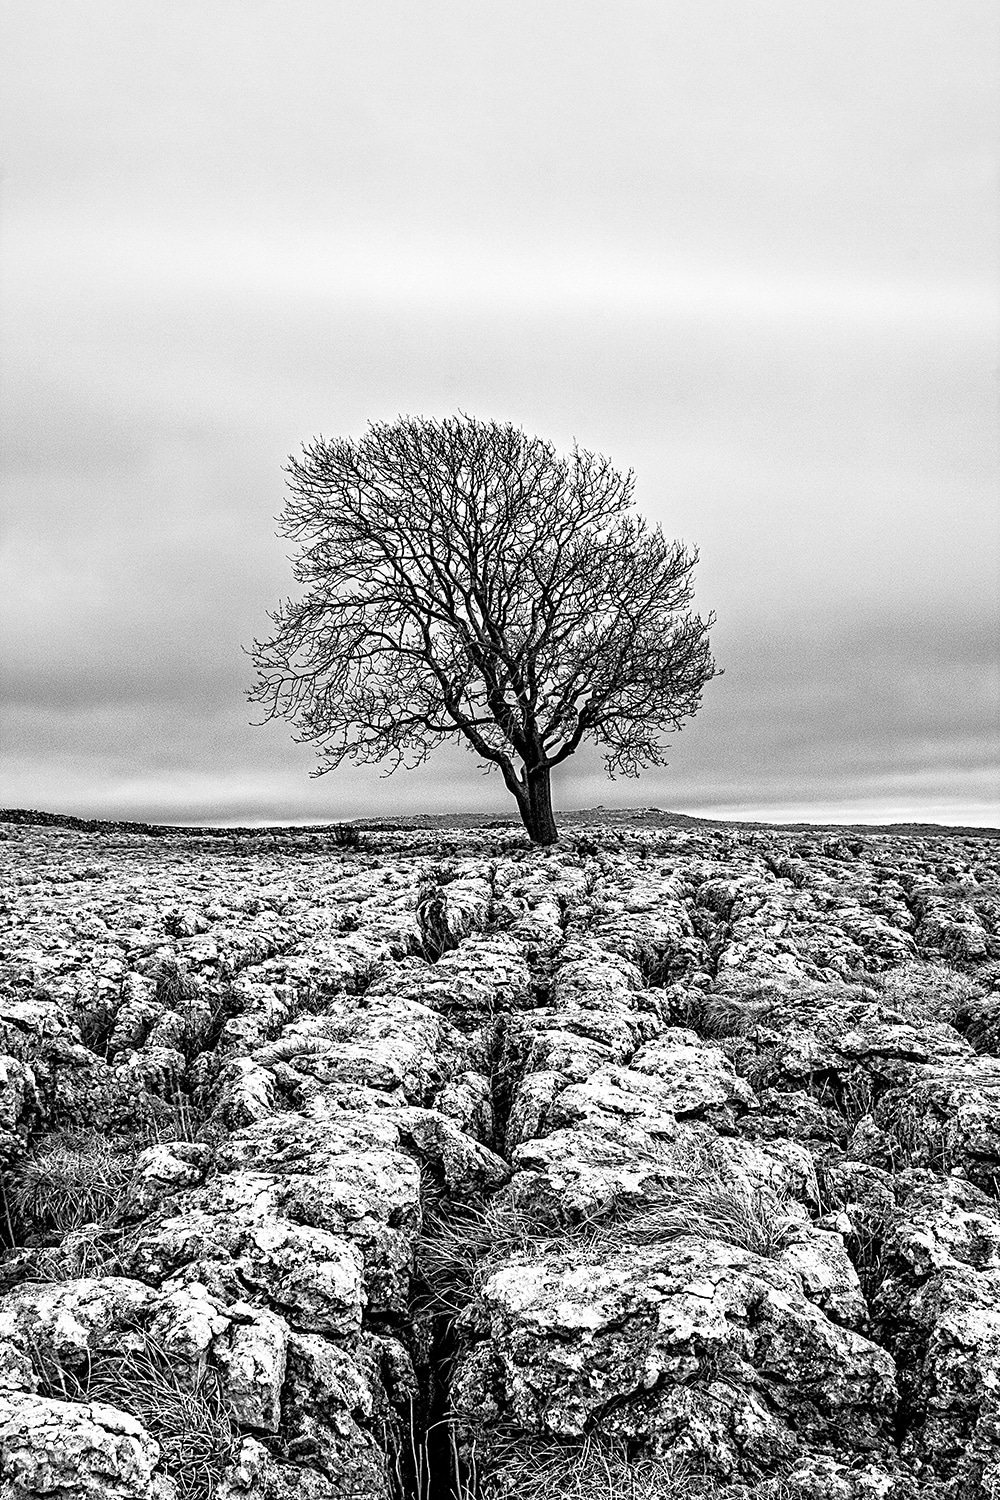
[{"x1": 2, "y1": 805, "x2": 998, "y2": 840}]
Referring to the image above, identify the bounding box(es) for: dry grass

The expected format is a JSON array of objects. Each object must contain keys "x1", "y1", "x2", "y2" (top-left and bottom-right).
[
  {"x1": 416, "y1": 883, "x2": 456, "y2": 962},
  {"x1": 254, "y1": 1033, "x2": 334, "y2": 1068},
  {"x1": 417, "y1": 1167, "x2": 799, "y2": 1326},
  {"x1": 871, "y1": 1058, "x2": 1000, "y2": 1171},
  {"x1": 802, "y1": 1068, "x2": 878, "y2": 1125},
  {"x1": 479, "y1": 1433, "x2": 702, "y2": 1500},
  {"x1": 873, "y1": 960, "x2": 984, "y2": 1026},
  {"x1": 9, "y1": 1118, "x2": 211, "y2": 1280},
  {"x1": 684, "y1": 970, "x2": 841, "y2": 1039},
  {"x1": 34, "y1": 1333, "x2": 238, "y2": 1500},
  {"x1": 608, "y1": 1173, "x2": 801, "y2": 1260},
  {"x1": 331, "y1": 821, "x2": 364, "y2": 850},
  {"x1": 9, "y1": 1130, "x2": 135, "y2": 1232},
  {"x1": 404, "y1": 1422, "x2": 713, "y2": 1500},
  {"x1": 873, "y1": 1083, "x2": 952, "y2": 1170},
  {"x1": 135, "y1": 1088, "x2": 214, "y2": 1146},
  {"x1": 149, "y1": 953, "x2": 202, "y2": 1010},
  {"x1": 30, "y1": 1219, "x2": 136, "y2": 1281},
  {"x1": 415, "y1": 1198, "x2": 604, "y2": 1317},
  {"x1": 696, "y1": 991, "x2": 776, "y2": 1039}
]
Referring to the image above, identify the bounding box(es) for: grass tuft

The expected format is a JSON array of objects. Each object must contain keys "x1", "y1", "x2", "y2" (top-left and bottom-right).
[
  {"x1": 34, "y1": 1333, "x2": 238, "y2": 1500},
  {"x1": 149, "y1": 954, "x2": 202, "y2": 1010},
  {"x1": 30, "y1": 1219, "x2": 135, "y2": 1281},
  {"x1": 9, "y1": 1121, "x2": 212, "y2": 1279},
  {"x1": 417, "y1": 1169, "x2": 798, "y2": 1328},
  {"x1": 480, "y1": 1432, "x2": 700, "y2": 1500},
  {"x1": 696, "y1": 991, "x2": 775, "y2": 1039},
  {"x1": 9, "y1": 1130, "x2": 135, "y2": 1233},
  {"x1": 873, "y1": 1082, "x2": 952, "y2": 1170},
  {"x1": 416, "y1": 878, "x2": 460, "y2": 962},
  {"x1": 609, "y1": 1173, "x2": 800, "y2": 1260},
  {"x1": 873, "y1": 960, "x2": 985, "y2": 1026},
  {"x1": 332, "y1": 822, "x2": 364, "y2": 851},
  {"x1": 415, "y1": 1198, "x2": 603, "y2": 1317}
]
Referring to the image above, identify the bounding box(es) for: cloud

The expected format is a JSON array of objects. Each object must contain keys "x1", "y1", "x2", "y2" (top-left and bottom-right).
[
  {"x1": 3, "y1": 596, "x2": 995, "y2": 826},
  {"x1": 1, "y1": 1, "x2": 996, "y2": 827},
  {"x1": 12, "y1": 215, "x2": 996, "y2": 331}
]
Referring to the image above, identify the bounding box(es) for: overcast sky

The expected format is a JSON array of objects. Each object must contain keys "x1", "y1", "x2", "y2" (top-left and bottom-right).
[{"x1": 2, "y1": 0, "x2": 998, "y2": 827}]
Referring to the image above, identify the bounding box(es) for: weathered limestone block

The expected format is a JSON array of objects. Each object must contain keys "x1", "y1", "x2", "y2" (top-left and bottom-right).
[
  {"x1": 818, "y1": 1159, "x2": 897, "y2": 1265},
  {"x1": 590, "y1": 894, "x2": 701, "y2": 948},
  {"x1": 250, "y1": 994, "x2": 463, "y2": 1108},
  {"x1": 874, "y1": 1057, "x2": 1000, "y2": 1188},
  {"x1": 271, "y1": 1332, "x2": 398, "y2": 1498},
  {"x1": 629, "y1": 1031, "x2": 756, "y2": 1119},
  {"x1": 366, "y1": 958, "x2": 495, "y2": 1020},
  {"x1": 741, "y1": 1086, "x2": 847, "y2": 1146},
  {"x1": 508, "y1": 1120, "x2": 695, "y2": 1222},
  {"x1": 391, "y1": 1106, "x2": 510, "y2": 1197},
  {"x1": 145, "y1": 1002, "x2": 205, "y2": 1053},
  {"x1": 145, "y1": 1280, "x2": 231, "y2": 1375},
  {"x1": 353, "y1": 899, "x2": 421, "y2": 952},
  {"x1": 0, "y1": 996, "x2": 72, "y2": 1059},
  {"x1": 895, "y1": 1265, "x2": 1000, "y2": 1493},
  {"x1": 213, "y1": 1305, "x2": 289, "y2": 1433},
  {"x1": 432, "y1": 935, "x2": 535, "y2": 1012},
  {"x1": 124, "y1": 1141, "x2": 213, "y2": 1217},
  {"x1": 548, "y1": 942, "x2": 644, "y2": 1003},
  {"x1": 504, "y1": 1071, "x2": 564, "y2": 1152},
  {"x1": 914, "y1": 896, "x2": 992, "y2": 963},
  {"x1": 838, "y1": 909, "x2": 918, "y2": 968},
  {"x1": 0, "y1": 1054, "x2": 39, "y2": 1164},
  {"x1": 761, "y1": 1452, "x2": 928, "y2": 1499},
  {"x1": 120, "y1": 1044, "x2": 186, "y2": 1100},
  {"x1": 696, "y1": 873, "x2": 762, "y2": 921},
  {"x1": 217, "y1": 1437, "x2": 330, "y2": 1498},
  {"x1": 451, "y1": 1239, "x2": 897, "y2": 1477},
  {"x1": 0, "y1": 1391, "x2": 176, "y2": 1499},
  {"x1": 162, "y1": 906, "x2": 209, "y2": 938},
  {"x1": 712, "y1": 1134, "x2": 821, "y2": 1206},
  {"x1": 106, "y1": 988, "x2": 159, "y2": 1055},
  {"x1": 416, "y1": 870, "x2": 494, "y2": 954},
  {"x1": 215, "y1": 1112, "x2": 421, "y2": 1314},
  {"x1": 514, "y1": 1026, "x2": 622, "y2": 1082},
  {"x1": 843, "y1": 1113, "x2": 899, "y2": 1168},
  {"x1": 548, "y1": 1066, "x2": 680, "y2": 1138},
  {"x1": 955, "y1": 993, "x2": 1000, "y2": 1056},
  {"x1": 507, "y1": 904, "x2": 565, "y2": 950},
  {"x1": 870, "y1": 1175, "x2": 1000, "y2": 1492},
  {"x1": 436, "y1": 1069, "x2": 495, "y2": 1140},
  {"x1": 0, "y1": 1278, "x2": 156, "y2": 1384},
  {"x1": 494, "y1": 862, "x2": 591, "y2": 950},
  {"x1": 242, "y1": 934, "x2": 391, "y2": 998},
  {"x1": 588, "y1": 904, "x2": 704, "y2": 977},
  {"x1": 778, "y1": 1223, "x2": 867, "y2": 1327},
  {"x1": 127, "y1": 1177, "x2": 365, "y2": 1337},
  {"x1": 525, "y1": 996, "x2": 656, "y2": 1059},
  {"x1": 834, "y1": 1016, "x2": 973, "y2": 1068},
  {"x1": 212, "y1": 1057, "x2": 280, "y2": 1126},
  {"x1": 217, "y1": 1435, "x2": 384, "y2": 1500}
]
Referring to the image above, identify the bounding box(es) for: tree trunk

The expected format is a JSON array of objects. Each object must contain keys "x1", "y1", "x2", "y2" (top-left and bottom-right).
[{"x1": 517, "y1": 764, "x2": 558, "y2": 845}]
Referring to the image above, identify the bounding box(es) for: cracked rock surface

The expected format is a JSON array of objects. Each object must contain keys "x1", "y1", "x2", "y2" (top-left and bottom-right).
[{"x1": 0, "y1": 812, "x2": 998, "y2": 1498}]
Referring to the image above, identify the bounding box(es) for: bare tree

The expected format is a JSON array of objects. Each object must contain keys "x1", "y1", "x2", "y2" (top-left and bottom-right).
[{"x1": 249, "y1": 416, "x2": 718, "y2": 845}]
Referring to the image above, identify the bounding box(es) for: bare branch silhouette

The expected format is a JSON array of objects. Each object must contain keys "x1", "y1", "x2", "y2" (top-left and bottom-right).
[{"x1": 249, "y1": 415, "x2": 718, "y2": 844}]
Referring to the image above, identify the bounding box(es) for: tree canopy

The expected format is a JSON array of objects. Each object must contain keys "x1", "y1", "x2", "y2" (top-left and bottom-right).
[{"x1": 250, "y1": 415, "x2": 718, "y2": 843}]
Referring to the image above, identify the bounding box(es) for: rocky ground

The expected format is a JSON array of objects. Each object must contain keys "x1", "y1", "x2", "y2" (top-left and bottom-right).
[{"x1": 0, "y1": 811, "x2": 998, "y2": 1500}]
